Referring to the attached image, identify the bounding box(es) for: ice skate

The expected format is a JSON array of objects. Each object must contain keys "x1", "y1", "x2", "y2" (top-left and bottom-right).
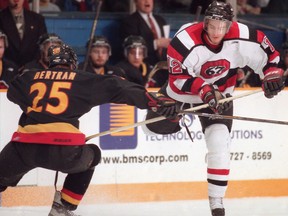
[
  {"x1": 211, "y1": 208, "x2": 225, "y2": 216},
  {"x1": 48, "y1": 191, "x2": 80, "y2": 216},
  {"x1": 209, "y1": 196, "x2": 225, "y2": 216}
]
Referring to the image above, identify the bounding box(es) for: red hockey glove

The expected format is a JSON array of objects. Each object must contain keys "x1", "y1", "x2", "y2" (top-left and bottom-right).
[
  {"x1": 262, "y1": 67, "x2": 285, "y2": 98},
  {"x1": 199, "y1": 84, "x2": 231, "y2": 114},
  {"x1": 146, "y1": 92, "x2": 178, "y2": 119}
]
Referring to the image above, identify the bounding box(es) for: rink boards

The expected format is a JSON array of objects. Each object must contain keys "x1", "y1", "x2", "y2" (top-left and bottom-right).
[{"x1": 0, "y1": 88, "x2": 288, "y2": 206}]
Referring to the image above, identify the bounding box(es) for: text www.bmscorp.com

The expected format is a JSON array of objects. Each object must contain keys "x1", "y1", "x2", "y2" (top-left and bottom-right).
[{"x1": 100, "y1": 154, "x2": 189, "y2": 165}]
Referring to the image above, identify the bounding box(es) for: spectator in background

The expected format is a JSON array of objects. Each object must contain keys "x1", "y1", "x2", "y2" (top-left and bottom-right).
[
  {"x1": 190, "y1": 0, "x2": 225, "y2": 14},
  {"x1": 157, "y1": 0, "x2": 191, "y2": 13},
  {"x1": 120, "y1": 0, "x2": 171, "y2": 66},
  {"x1": 116, "y1": 35, "x2": 153, "y2": 86},
  {"x1": 0, "y1": 31, "x2": 18, "y2": 89},
  {"x1": 78, "y1": 35, "x2": 126, "y2": 78},
  {"x1": 32, "y1": 0, "x2": 61, "y2": 12},
  {"x1": 23, "y1": 33, "x2": 63, "y2": 71},
  {"x1": 261, "y1": 0, "x2": 288, "y2": 14},
  {"x1": 0, "y1": 0, "x2": 47, "y2": 68},
  {"x1": 249, "y1": 0, "x2": 270, "y2": 8},
  {"x1": 0, "y1": 0, "x2": 29, "y2": 10},
  {"x1": 237, "y1": 0, "x2": 261, "y2": 15}
]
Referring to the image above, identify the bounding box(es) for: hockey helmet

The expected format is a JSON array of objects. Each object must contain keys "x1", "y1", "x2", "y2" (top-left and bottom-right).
[
  {"x1": 0, "y1": 30, "x2": 8, "y2": 48},
  {"x1": 87, "y1": 35, "x2": 112, "y2": 56},
  {"x1": 48, "y1": 44, "x2": 78, "y2": 69},
  {"x1": 122, "y1": 35, "x2": 147, "y2": 58},
  {"x1": 37, "y1": 33, "x2": 63, "y2": 46},
  {"x1": 204, "y1": 1, "x2": 234, "y2": 33}
]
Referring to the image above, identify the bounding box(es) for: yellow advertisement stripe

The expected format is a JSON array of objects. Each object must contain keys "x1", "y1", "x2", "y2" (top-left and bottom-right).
[{"x1": 2, "y1": 179, "x2": 288, "y2": 207}]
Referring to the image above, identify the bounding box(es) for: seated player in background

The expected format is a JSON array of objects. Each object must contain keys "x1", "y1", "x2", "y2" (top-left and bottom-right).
[
  {"x1": 23, "y1": 33, "x2": 63, "y2": 71},
  {"x1": 78, "y1": 35, "x2": 126, "y2": 78},
  {"x1": 0, "y1": 30, "x2": 18, "y2": 89}
]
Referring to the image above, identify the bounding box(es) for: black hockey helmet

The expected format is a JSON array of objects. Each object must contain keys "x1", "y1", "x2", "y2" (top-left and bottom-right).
[
  {"x1": 48, "y1": 44, "x2": 78, "y2": 69},
  {"x1": 87, "y1": 35, "x2": 112, "y2": 56},
  {"x1": 37, "y1": 33, "x2": 63, "y2": 46},
  {"x1": 205, "y1": 1, "x2": 234, "y2": 22},
  {"x1": 122, "y1": 35, "x2": 147, "y2": 58},
  {"x1": 204, "y1": 1, "x2": 234, "y2": 33},
  {"x1": 0, "y1": 30, "x2": 8, "y2": 48}
]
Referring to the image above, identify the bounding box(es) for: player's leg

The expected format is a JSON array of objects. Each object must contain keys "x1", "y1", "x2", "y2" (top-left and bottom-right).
[
  {"x1": 198, "y1": 105, "x2": 233, "y2": 216},
  {"x1": 0, "y1": 142, "x2": 34, "y2": 192},
  {"x1": 48, "y1": 144, "x2": 101, "y2": 216}
]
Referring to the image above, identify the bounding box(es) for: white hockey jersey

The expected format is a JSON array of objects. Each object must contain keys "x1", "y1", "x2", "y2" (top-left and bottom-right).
[{"x1": 166, "y1": 21, "x2": 280, "y2": 103}]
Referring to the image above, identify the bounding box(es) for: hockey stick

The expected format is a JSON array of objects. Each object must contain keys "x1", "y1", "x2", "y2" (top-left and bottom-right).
[
  {"x1": 239, "y1": 70, "x2": 252, "y2": 87},
  {"x1": 145, "y1": 61, "x2": 168, "y2": 87},
  {"x1": 85, "y1": 89, "x2": 262, "y2": 141},
  {"x1": 194, "y1": 6, "x2": 202, "y2": 22},
  {"x1": 180, "y1": 111, "x2": 288, "y2": 126},
  {"x1": 82, "y1": 0, "x2": 103, "y2": 71}
]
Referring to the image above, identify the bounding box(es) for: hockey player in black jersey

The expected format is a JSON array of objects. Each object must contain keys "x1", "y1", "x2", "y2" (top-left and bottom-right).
[
  {"x1": 0, "y1": 44, "x2": 178, "y2": 216},
  {"x1": 145, "y1": 1, "x2": 286, "y2": 216}
]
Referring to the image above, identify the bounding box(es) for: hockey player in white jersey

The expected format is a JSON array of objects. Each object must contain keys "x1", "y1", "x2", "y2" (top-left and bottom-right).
[{"x1": 145, "y1": 1, "x2": 286, "y2": 216}]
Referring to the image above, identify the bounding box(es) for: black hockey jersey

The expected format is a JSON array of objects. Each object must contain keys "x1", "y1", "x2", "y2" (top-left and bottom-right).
[{"x1": 7, "y1": 67, "x2": 149, "y2": 145}]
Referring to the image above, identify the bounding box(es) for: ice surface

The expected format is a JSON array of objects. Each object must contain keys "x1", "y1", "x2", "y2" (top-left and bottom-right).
[{"x1": 0, "y1": 197, "x2": 287, "y2": 216}]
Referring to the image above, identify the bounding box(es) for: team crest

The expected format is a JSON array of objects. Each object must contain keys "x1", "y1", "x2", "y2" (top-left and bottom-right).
[{"x1": 200, "y1": 59, "x2": 230, "y2": 78}]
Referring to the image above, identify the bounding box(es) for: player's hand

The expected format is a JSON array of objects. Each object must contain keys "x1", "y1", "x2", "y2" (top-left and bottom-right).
[
  {"x1": 199, "y1": 84, "x2": 231, "y2": 114},
  {"x1": 146, "y1": 92, "x2": 178, "y2": 119},
  {"x1": 262, "y1": 67, "x2": 285, "y2": 98}
]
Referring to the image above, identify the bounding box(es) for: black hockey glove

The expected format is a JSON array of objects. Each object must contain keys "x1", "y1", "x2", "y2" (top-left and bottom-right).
[
  {"x1": 199, "y1": 84, "x2": 231, "y2": 114},
  {"x1": 262, "y1": 67, "x2": 285, "y2": 98},
  {"x1": 146, "y1": 92, "x2": 178, "y2": 119}
]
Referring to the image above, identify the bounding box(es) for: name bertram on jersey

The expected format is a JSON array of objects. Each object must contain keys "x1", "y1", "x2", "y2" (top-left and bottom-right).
[{"x1": 34, "y1": 71, "x2": 76, "y2": 80}]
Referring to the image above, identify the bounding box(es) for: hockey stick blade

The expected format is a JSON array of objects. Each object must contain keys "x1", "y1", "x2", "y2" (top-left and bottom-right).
[
  {"x1": 85, "y1": 89, "x2": 262, "y2": 141},
  {"x1": 180, "y1": 111, "x2": 288, "y2": 126}
]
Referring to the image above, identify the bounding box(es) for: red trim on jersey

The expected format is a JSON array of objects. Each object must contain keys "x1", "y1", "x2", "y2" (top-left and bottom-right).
[
  {"x1": 208, "y1": 168, "x2": 230, "y2": 175},
  {"x1": 61, "y1": 188, "x2": 83, "y2": 201},
  {"x1": 169, "y1": 75, "x2": 203, "y2": 95},
  {"x1": 218, "y1": 74, "x2": 237, "y2": 92},
  {"x1": 225, "y1": 22, "x2": 240, "y2": 39},
  {"x1": 167, "y1": 45, "x2": 183, "y2": 62},
  {"x1": 185, "y1": 22, "x2": 204, "y2": 45},
  {"x1": 11, "y1": 132, "x2": 85, "y2": 145},
  {"x1": 191, "y1": 77, "x2": 205, "y2": 94},
  {"x1": 256, "y1": 30, "x2": 265, "y2": 43}
]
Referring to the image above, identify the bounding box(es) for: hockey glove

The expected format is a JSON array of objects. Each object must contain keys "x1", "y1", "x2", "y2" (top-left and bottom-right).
[
  {"x1": 262, "y1": 67, "x2": 285, "y2": 98},
  {"x1": 146, "y1": 92, "x2": 178, "y2": 119},
  {"x1": 199, "y1": 84, "x2": 231, "y2": 114}
]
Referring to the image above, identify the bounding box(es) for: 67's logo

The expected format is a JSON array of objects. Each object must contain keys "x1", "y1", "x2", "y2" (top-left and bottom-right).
[{"x1": 201, "y1": 59, "x2": 230, "y2": 79}]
